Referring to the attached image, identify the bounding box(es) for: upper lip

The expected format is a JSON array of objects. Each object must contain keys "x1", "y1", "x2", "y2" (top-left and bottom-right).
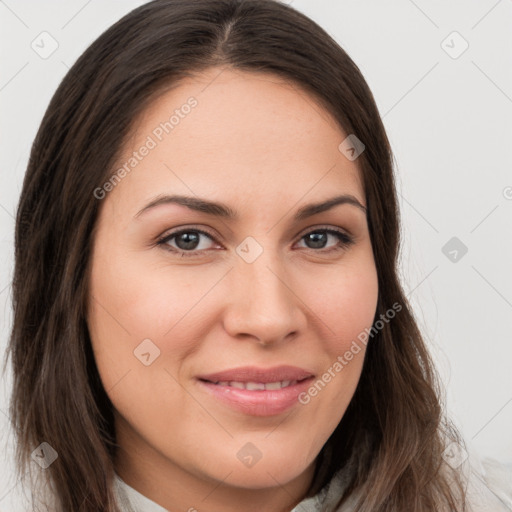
[{"x1": 197, "y1": 365, "x2": 315, "y2": 384}]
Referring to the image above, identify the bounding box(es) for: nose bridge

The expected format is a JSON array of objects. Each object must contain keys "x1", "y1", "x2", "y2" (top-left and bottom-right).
[{"x1": 224, "y1": 242, "x2": 304, "y2": 342}]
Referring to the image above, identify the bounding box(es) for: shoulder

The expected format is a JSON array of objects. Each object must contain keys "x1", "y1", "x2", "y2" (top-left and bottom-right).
[{"x1": 453, "y1": 444, "x2": 512, "y2": 511}]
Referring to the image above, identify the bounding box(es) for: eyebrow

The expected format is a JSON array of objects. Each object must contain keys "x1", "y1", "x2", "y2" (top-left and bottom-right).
[{"x1": 134, "y1": 193, "x2": 367, "y2": 221}]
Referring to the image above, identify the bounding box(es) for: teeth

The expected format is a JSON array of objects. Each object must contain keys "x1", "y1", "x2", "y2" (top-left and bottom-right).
[
  {"x1": 264, "y1": 381, "x2": 283, "y2": 390},
  {"x1": 245, "y1": 382, "x2": 265, "y2": 390},
  {"x1": 213, "y1": 380, "x2": 298, "y2": 390}
]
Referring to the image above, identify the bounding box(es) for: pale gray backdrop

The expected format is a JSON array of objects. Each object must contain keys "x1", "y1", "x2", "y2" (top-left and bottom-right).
[{"x1": 1, "y1": 1, "x2": 511, "y2": 510}]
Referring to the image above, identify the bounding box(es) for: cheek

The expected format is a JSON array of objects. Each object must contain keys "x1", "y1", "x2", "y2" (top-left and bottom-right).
[
  {"x1": 89, "y1": 243, "x2": 204, "y2": 334},
  {"x1": 309, "y1": 256, "x2": 379, "y2": 352},
  {"x1": 340, "y1": 268, "x2": 378, "y2": 344},
  {"x1": 294, "y1": 267, "x2": 378, "y2": 466},
  {"x1": 86, "y1": 249, "x2": 222, "y2": 384},
  {"x1": 86, "y1": 256, "x2": 201, "y2": 431},
  {"x1": 297, "y1": 253, "x2": 378, "y2": 413}
]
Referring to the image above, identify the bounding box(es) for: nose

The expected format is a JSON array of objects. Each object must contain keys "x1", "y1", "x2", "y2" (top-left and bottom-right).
[{"x1": 222, "y1": 251, "x2": 307, "y2": 346}]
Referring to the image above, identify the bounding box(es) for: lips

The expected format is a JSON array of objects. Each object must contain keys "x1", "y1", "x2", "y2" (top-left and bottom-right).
[{"x1": 196, "y1": 365, "x2": 315, "y2": 416}]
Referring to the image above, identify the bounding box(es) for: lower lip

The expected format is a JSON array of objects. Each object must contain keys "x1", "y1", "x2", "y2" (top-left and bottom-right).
[{"x1": 197, "y1": 377, "x2": 315, "y2": 416}]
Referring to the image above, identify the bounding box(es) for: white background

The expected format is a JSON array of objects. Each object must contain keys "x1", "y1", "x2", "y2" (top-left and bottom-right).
[{"x1": 1, "y1": 0, "x2": 511, "y2": 509}]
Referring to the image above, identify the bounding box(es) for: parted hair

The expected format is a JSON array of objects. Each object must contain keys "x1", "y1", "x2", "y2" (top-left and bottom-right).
[{"x1": 5, "y1": 0, "x2": 467, "y2": 510}]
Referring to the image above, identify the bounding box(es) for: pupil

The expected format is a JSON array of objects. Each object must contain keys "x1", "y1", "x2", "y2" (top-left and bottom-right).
[
  {"x1": 177, "y1": 232, "x2": 199, "y2": 250},
  {"x1": 307, "y1": 232, "x2": 327, "y2": 249}
]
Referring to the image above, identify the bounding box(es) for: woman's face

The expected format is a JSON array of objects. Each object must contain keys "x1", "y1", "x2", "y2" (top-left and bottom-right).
[{"x1": 87, "y1": 67, "x2": 379, "y2": 508}]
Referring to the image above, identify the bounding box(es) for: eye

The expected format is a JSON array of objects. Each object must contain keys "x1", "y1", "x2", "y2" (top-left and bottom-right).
[
  {"x1": 295, "y1": 227, "x2": 354, "y2": 254},
  {"x1": 156, "y1": 227, "x2": 219, "y2": 257},
  {"x1": 156, "y1": 225, "x2": 355, "y2": 258}
]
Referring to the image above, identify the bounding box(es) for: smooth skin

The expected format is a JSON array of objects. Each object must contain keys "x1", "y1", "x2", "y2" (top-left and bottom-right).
[{"x1": 87, "y1": 67, "x2": 379, "y2": 512}]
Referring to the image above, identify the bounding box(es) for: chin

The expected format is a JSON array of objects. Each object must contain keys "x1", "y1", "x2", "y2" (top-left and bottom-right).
[{"x1": 196, "y1": 449, "x2": 314, "y2": 490}]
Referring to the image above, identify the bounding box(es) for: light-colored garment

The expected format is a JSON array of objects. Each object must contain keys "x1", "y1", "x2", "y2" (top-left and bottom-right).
[
  {"x1": 462, "y1": 449, "x2": 512, "y2": 511},
  {"x1": 112, "y1": 448, "x2": 512, "y2": 512},
  {"x1": 113, "y1": 473, "x2": 168, "y2": 512}
]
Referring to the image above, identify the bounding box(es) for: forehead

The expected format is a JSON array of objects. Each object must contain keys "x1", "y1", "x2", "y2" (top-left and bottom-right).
[{"x1": 107, "y1": 67, "x2": 365, "y2": 216}]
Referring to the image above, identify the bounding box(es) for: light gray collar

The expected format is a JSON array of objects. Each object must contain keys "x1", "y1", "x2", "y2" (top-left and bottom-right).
[{"x1": 112, "y1": 473, "x2": 168, "y2": 512}]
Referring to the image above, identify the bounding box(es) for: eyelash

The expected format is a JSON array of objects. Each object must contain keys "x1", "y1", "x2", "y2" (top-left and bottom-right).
[{"x1": 155, "y1": 225, "x2": 355, "y2": 258}]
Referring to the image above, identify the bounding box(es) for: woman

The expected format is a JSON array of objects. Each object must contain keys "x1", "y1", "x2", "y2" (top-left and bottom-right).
[{"x1": 6, "y1": 0, "x2": 510, "y2": 511}]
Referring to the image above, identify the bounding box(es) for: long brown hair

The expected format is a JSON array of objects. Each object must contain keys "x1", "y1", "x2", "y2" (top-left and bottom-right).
[{"x1": 5, "y1": 0, "x2": 467, "y2": 510}]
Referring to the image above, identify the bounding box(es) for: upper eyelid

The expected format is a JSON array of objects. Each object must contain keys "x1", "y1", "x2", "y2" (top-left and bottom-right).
[{"x1": 158, "y1": 226, "x2": 219, "y2": 244}]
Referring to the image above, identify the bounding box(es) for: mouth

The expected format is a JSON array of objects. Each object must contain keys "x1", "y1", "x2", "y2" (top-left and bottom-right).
[
  {"x1": 199, "y1": 378, "x2": 308, "y2": 390},
  {"x1": 195, "y1": 365, "x2": 315, "y2": 416}
]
